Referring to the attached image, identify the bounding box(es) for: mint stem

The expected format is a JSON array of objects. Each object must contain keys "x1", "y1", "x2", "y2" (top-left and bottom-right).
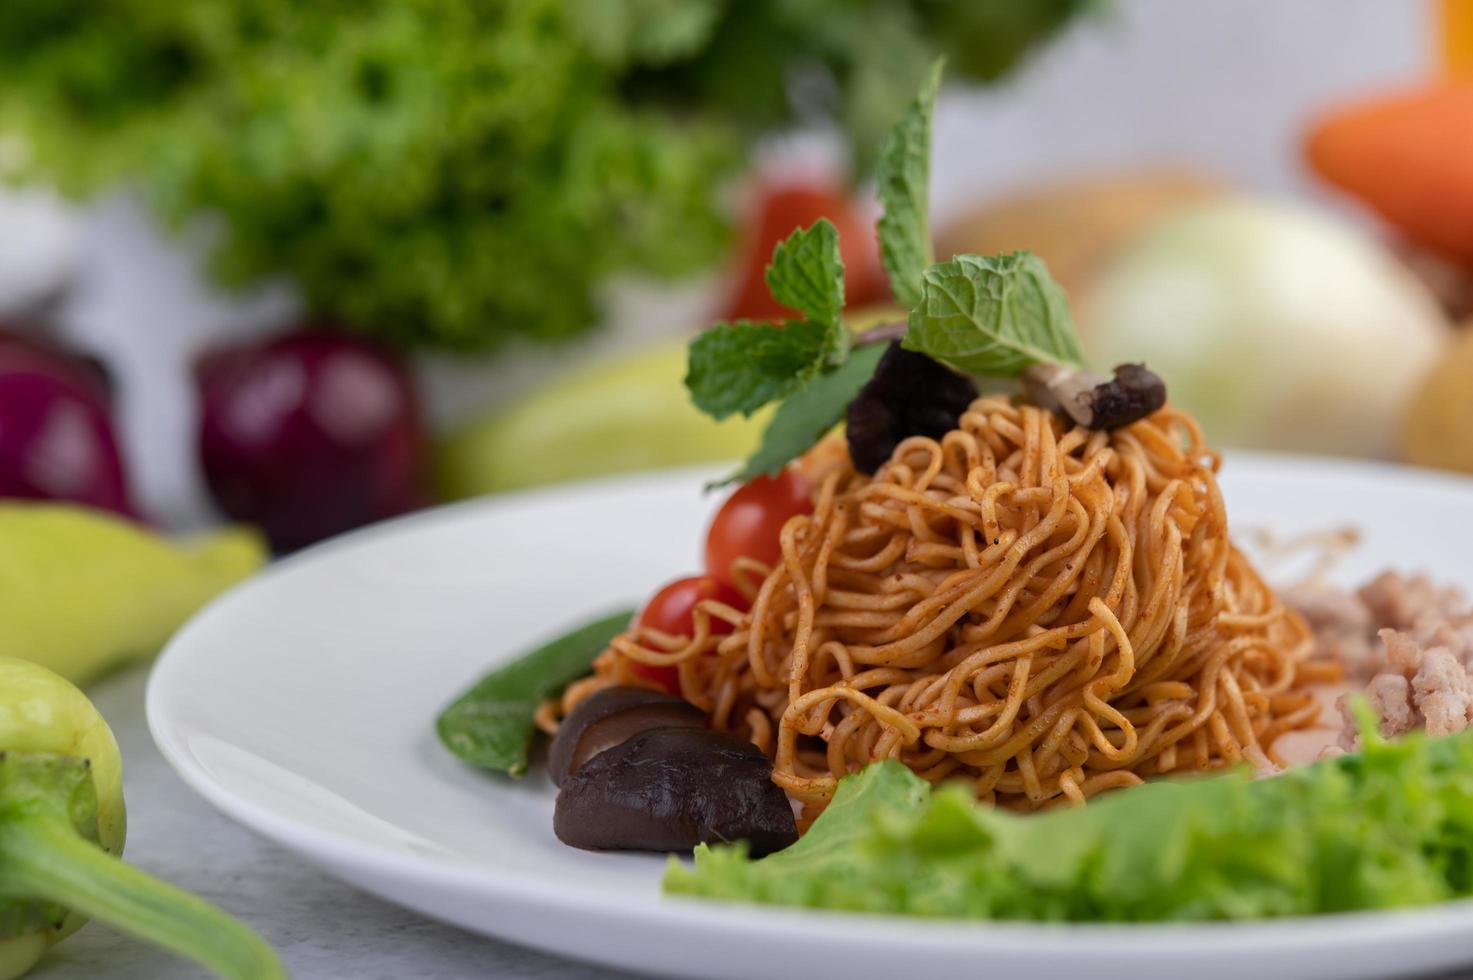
[
  {"x1": 0, "y1": 814, "x2": 285, "y2": 980},
  {"x1": 854, "y1": 321, "x2": 908, "y2": 347}
]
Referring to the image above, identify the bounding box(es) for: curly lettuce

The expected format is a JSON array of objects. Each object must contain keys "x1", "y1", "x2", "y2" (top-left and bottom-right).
[
  {"x1": 0, "y1": 0, "x2": 1087, "y2": 351},
  {"x1": 667, "y1": 718, "x2": 1473, "y2": 920}
]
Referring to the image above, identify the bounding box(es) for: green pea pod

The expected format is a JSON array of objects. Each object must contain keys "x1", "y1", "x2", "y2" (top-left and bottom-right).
[
  {"x1": 0, "y1": 657, "x2": 284, "y2": 979},
  {"x1": 438, "y1": 608, "x2": 635, "y2": 776}
]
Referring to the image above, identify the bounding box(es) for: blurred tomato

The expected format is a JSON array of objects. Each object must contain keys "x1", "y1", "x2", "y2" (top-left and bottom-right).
[{"x1": 721, "y1": 179, "x2": 886, "y2": 321}]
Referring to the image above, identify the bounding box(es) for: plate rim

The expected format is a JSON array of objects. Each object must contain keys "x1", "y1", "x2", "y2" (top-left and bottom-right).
[{"x1": 146, "y1": 453, "x2": 1473, "y2": 962}]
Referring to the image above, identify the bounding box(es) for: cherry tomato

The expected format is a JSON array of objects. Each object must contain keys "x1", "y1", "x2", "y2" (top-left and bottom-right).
[
  {"x1": 705, "y1": 469, "x2": 814, "y2": 585},
  {"x1": 633, "y1": 575, "x2": 748, "y2": 692},
  {"x1": 720, "y1": 179, "x2": 886, "y2": 321}
]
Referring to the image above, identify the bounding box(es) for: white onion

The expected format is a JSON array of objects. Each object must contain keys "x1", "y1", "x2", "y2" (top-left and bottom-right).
[{"x1": 1078, "y1": 198, "x2": 1448, "y2": 457}]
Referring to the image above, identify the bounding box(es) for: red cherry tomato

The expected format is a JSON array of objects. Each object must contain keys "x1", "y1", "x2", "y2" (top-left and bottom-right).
[
  {"x1": 720, "y1": 179, "x2": 886, "y2": 322},
  {"x1": 633, "y1": 575, "x2": 748, "y2": 692},
  {"x1": 705, "y1": 469, "x2": 814, "y2": 585}
]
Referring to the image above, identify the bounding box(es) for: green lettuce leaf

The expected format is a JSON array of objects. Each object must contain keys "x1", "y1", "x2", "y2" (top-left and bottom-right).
[
  {"x1": 665, "y1": 723, "x2": 1473, "y2": 921},
  {"x1": 571, "y1": 0, "x2": 724, "y2": 68}
]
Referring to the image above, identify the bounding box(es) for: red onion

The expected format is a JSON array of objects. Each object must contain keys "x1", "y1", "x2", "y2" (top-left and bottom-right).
[
  {"x1": 196, "y1": 327, "x2": 429, "y2": 552},
  {"x1": 0, "y1": 323, "x2": 137, "y2": 517}
]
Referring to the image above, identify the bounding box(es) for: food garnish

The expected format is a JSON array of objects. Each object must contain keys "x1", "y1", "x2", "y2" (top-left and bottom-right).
[
  {"x1": 666, "y1": 709, "x2": 1473, "y2": 921},
  {"x1": 1020, "y1": 361, "x2": 1166, "y2": 430},
  {"x1": 0, "y1": 658, "x2": 283, "y2": 980},
  {"x1": 684, "y1": 60, "x2": 1167, "y2": 484},
  {"x1": 438, "y1": 608, "x2": 635, "y2": 777}
]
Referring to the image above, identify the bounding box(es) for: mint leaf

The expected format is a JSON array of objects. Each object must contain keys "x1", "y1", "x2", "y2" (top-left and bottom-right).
[
  {"x1": 720, "y1": 342, "x2": 887, "y2": 485},
  {"x1": 765, "y1": 219, "x2": 848, "y2": 341},
  {"x1": 903, "y1": 251, "x2": 1083, "y2": 375},
  {"x1": 686, "y1": 320, "x2": 831, "y2": 419},
  {"x1": 875, "y1": 58, "x2": 943, "y2": 310}
]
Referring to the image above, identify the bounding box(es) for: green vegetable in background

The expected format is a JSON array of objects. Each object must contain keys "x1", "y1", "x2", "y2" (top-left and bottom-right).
[
  {"x1": 438, "y1": 608, "x2": 635, "y2": 776},
  {"x1": 435, "y1": 342, "x2": 771, "y2": 498},
  {"x1": 0, "y1": 504, "x2": 266, "y2": 686},
  {"x1": 0, "y1": 1, "x2": 1087, "y2": 352},
  {"x1": 0, "y1": 657, "x2": 283, "y2": 979},
  {"x1": 666, "y1": 711, "x2": 1473, "y2": 921},
  {"x1": 685, "y1": 61, "x2": 1089, "y2": 482}
]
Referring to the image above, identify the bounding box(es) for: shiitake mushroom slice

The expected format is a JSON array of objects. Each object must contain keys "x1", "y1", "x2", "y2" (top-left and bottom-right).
[
  {"x1": 547, "y1": 687, "x2": 705, "y2": 787},
  {"x1": 554, "y1": 727, "x2": 798, "y2": 856},
  {"x1": 845, "y1": 342, "x2": 979, "y2": 474}
]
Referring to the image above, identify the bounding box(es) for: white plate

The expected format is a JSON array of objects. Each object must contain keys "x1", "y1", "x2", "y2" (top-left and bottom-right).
[{"x1": 149, "y1": 455, "x2": 1473, "y2": 980}]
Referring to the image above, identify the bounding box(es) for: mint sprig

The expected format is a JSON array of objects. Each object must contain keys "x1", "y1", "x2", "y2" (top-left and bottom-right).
[
  {"x1": 686, "y1": 63, "x2": 1093, "y2": 486},
  {"x1": 875, "y1": 58, "x2": 942, "y2": 309},
  {"x1": 687, "y1": 319, "x2": 832, "y2": 420},
  {"x1": 765, "y1": 218, "x2": 848, "y2": 337},
  {"x1": 725, "y1": 344, "x2": 886, "y2": 484},
  {"x1": 684, "y1": 218, "x2": 850, "y2": 424},
  {"x1": 904, "y1": 251, "x2": 1083, "y2": 374}
]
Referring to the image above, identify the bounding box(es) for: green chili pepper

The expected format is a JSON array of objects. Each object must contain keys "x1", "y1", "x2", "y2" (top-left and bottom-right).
[{"x1": 0, "y1": 657, "x2": 284, "y2": 980}]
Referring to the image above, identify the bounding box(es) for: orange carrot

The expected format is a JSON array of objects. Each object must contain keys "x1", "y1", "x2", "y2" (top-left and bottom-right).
[
  {"x1": 1305, "y1": 83, "x2": 1473, "y2": 265},
  {"x1": 1445, "y1": 0, "x2": 1473, "y2": 78}
]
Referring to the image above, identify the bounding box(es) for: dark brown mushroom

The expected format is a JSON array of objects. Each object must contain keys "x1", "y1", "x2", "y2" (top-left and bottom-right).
[
  {"x1": 1021, "y1": 362, "x2": 1166, "y2": 430},
  {"x1": 547, "y1": 687, "x2": 705, "y2": 787},
  {"x1": 845, "y1": 342, "x2": 979, "y2": 474},
  {"x1": 554, "y1": 727, "x2": 798, "y2": 856}
]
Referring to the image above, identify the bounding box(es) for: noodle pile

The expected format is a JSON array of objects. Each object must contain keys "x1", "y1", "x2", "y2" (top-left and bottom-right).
[{"x1": 559, "y1": 396, "x2": 1333, "y2": 814}]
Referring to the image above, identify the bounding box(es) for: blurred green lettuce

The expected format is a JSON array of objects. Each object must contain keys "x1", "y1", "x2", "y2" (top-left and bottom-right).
[
  {"x1": 667, "y1": 718, "x2": 1473, "y2": 920},
  {"x1": 0, "y1": 0, "x2": 1088, "y2": 351}
]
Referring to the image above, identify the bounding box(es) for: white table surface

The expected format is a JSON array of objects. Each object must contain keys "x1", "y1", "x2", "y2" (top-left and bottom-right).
[{"x1": 29, "y1": 665, "x2": 638, "y2": 980}]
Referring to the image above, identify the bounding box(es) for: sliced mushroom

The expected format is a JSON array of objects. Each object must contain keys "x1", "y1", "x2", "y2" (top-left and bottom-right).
[
  {"x1": 554, "y1": 727, "x2": 798, "y2": 856},
  {"x1": 845, "y1": 342, "x2": 979, "y2": 473},
  {"x1": 548, "y1": 687, "x2": 704, "y2": 787},
  {"x1": 1021, "y1": 362, "x2": 1166, "y2": 430},
  {"x1": 1089, "y1": 363, "x2": 1167, "y2": 429}
]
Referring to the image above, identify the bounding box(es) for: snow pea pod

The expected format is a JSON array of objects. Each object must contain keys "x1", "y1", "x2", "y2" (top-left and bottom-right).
[
  {"x1": 438, "y1": 608, "x2": 635, "y2": 776},
  {"x1": 0, "y1": 657, "x2": 283, "y2": 979}
]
